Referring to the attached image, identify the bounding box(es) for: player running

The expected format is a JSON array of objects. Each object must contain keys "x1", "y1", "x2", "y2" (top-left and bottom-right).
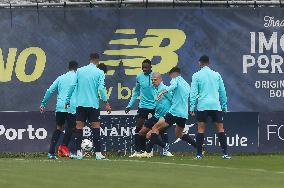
[
  {"x1": 146, "y1": 67, "x2": 197, "y2": 155},
  {"x1": 137, "y1": 72, "x2": 173, "y2": 158}
]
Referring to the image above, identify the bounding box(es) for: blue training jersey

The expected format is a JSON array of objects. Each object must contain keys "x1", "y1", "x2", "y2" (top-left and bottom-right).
[
  {"x1": 66, "y1": 63, "x2": 108, "y2": 109},
  {"x1": 190, "y1": 66, "x2": 227, "y2": 112},
  {"x1": 127, "y1": 72, "x2": 155, "y2": 110},
  {"x1": 41, "y1": 71, "x2": 77, "y2": 114},
  {"x1": 166, "y1": 76, "x2": 190, "y2": 119},
  {"x1": 154, "y1": 82, "x2": 172, "y2": 119}
]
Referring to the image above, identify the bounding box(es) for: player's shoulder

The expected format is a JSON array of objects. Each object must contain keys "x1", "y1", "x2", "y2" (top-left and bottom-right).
[
  {"x1": 192, "y1": 71, "x2": 201, "y2": 78},
  {"x1": 137, "y1": 72, "x2": 144, "y2": 77},
  {"x1": 97, "y1": 68, "x2": 104, "y2": 75},
  {"x1": 136, "y1": 72, "x2": 144, "y2": 80},
  {"x1": 210, "y1": 69, "x2": 221, "y2": 77}
]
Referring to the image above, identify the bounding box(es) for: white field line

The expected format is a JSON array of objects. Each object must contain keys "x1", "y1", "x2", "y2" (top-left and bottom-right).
[
  {"x1": 109, "y1": 159, "x2": 284, "y2": 175},
  {"x1": 3, "y1": 158, "x2": 284, "y2": 175}
]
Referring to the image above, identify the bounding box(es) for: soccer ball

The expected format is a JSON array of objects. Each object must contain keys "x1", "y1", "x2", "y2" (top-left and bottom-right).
[{"x1": 81, "y1": 139, "x2": 93, "y2": 151}]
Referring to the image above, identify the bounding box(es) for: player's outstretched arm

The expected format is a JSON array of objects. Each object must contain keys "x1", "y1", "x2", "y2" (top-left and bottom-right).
[{"x1": 40, "y1": 78, "x2": 59, "y2": 113}]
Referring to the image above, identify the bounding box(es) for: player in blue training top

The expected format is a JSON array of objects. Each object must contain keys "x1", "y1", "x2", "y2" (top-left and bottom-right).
[
  {"x1": 137, "y1": 72, "x2": 174, "y2": 158},
  {"x1": 146, "y1": 67, "x2": 197, "y2": 154},
  {"x1": 190, "y1": 55, "x2": 230, "y2": 159},
  {"x1": 125, "y1": 59, "x2": 156, "y2": 157},
  {"x1": 66, "y1": 53, "x2": 111, "y2": 160},
  {"x1": 40, "y1": 61, "x2": 78, "y2": 159}
]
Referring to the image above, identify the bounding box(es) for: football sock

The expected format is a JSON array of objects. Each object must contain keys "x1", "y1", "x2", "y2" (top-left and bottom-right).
[
  {"x1": 92, "y1": 128, "x2": 101, "y2": 152},
  {"x1": 150, "y1": 133, "x2": 166, "y2": 148},
  {"x1": 181, "y1": 134, "x2": 197, "y2": 148},
  {"x1": 49, "y1": 129, "x2": 62, "y2": 154},
  {"x1": 196, "y1": 133, "x2": 205, "y2": 156},
  {"x1": 218, "y1": 132, "x2": 228, "y2": 155},
  {"x1": 134, "y1": 127, "x2": 142, "y2": 152}
]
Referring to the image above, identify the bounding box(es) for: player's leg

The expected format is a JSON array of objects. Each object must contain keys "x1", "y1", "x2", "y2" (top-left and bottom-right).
[
  {"x1": 58, "y1": 113, "x2": 76, "y2": 157},
  {"x1": 130, "y1": 108, "x2": 150, "y2": 157},
  {"x1": 211, "y1": 111, "x2": 230, "y2": 159},
  {"x1": 195, "y1": 111, "x2": 207, "y2": 158},
  {"x1": 48, "y1": 112, "x2": 65, "y2": 159},
  {"x1": 175, "y1": 122, "x2": 197, "y2": 149},
  {"x1": 138, "y1": 116, "x2": 157, "y2": 157},
  {"x1": 147, "y1": 115, "x2": 170, "y2": 149},
  {"x1": 139, "y1": 109, "x2": 155, "y2": 152},
  {"x1": 69, "y1": 107, "x2": 85, "y2": 159},
  {"x1": 90, "y1": 108, "x2": 106, "y2": 160}
]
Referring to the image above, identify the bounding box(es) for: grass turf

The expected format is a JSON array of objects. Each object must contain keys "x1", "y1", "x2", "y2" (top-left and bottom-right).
[{"x1": 0, "y1": 154, "x2": 284, "y2": 188}]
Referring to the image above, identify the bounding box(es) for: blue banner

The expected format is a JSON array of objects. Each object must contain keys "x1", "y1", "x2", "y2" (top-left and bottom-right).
[
  {"x1": 259, "y1": 112, "x2": 284, "y2": 152},
  {"x1": 0, "y1": 8, "x2": 284, "y2": 112},
  {"x1": 0, "y1": 112, "x2": 263, "y2": 153}
]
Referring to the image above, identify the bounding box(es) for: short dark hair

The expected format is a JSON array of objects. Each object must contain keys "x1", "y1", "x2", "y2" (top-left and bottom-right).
[
  {"x1": 68, "y1": 61, "x2": 78, "y2": 70},
  {"x1": 97, "y1": 63, "x2": 107, "y2": 74},
  {"x1": 169, "y1": 66, "x2": 181, "y2": 74},
  {"x1": 142, "y1": 59, "x2": 151, "y2": 65},
  {"x1": 199, "y1": 55, "x2": 210, "y2": 64},
  {"x1": 90, "y1": 53, "x2": 99, "y2": 60}
]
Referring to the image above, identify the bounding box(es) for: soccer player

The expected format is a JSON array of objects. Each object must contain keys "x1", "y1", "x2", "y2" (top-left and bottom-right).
[
  {"x1": 190, "y1": 55, "x2": 230, "y2": 159},
  {"x1": 146, "y1": 67, "x2": 197, "y2": 154},
  {"x1": 125, "y1": 59, "x2": 155, "y2": 157},
  {"x1": 66, "y1": 53, "x2": 111, "y2": 160},
  {"x1": 40, "y1": 61, "x2": 78, "y2": 159},
  {"x1": 137, "y1": 72, "x2": 173, "y2": 158}
]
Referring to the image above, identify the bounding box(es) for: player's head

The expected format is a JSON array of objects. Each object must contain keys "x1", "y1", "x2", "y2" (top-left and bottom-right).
[
  {"x1": 168, "y1": 66, "x2": 181, "y2": 78},
  {"x1": 142, "y1": 59, "x2": 152, "y2": 75},
  {"x1": 90, "y1": 53, "x2": 100, "y2": 64},
  {"x1": 199, "y1": 55, "x2": 210, "y2": 67},
  {"x1": 68, "y1": 61, "x2": 78, "y2": 71},
  {"x1": 97, "y1": 63, "x2": 108, "y2": 74},
  {"x1": 151, "y1": 72, "x2": 162, "y2": 87}
]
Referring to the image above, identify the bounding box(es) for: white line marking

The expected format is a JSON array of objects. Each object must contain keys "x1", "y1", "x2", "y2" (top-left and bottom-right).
[
  {"x1": 3, "y1": 158, "x2": 284, "y2": 175},
  {"x1": 109, "y1": 159, "x2": 284, "y2": 174}
]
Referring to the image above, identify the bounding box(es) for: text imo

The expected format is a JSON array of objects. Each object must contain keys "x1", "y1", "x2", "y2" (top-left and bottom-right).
[
  {"x1": 0, "y1": 125, "x2": 47, "y2": 141},
  {"x1": 267, "y1": 124, "x2": 284, "y2": 141}
]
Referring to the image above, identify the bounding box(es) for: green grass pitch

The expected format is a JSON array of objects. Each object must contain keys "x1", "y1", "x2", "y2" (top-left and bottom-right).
[{"x1": 0, "y1": 154, "x2": 284, "y2": 188}]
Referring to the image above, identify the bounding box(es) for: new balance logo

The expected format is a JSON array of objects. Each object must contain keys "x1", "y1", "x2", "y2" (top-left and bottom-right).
[{"x1": 101, "y1": 29, "x2": 186, "y2": 75}]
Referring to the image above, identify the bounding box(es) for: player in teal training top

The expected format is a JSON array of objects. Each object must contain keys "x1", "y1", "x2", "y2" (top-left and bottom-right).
[
  {"x1": 40, "y1": 61, "x2": 78, "y2": 159},
  {"x1": 66, "y1": 53, "x2": 111, "y2": 160},
  {"x1": 146, "y1": 67, "x2": 197, "y2": 154},
  {"x1": 190, "y1": 55, "x2": 230, "y2": 159},
  {"x1": 137, "y1": 72, "x2": 174, "y2": 158},
  {"x1": 125, "y1": 59, "x2": 156, "y2": 157}
]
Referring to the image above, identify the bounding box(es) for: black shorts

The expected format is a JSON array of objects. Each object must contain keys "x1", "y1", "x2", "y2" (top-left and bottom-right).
[
  {"x1": 55, "y1": 112, "x2": 76, "y2": 128},
  {"x1": 76, "y1": 106, "x2": 100, "y2": 123},
  {"x1": 144, "y1": 116, "x2": 159, "y2": 129},
  {"x1": 136, "y1": 108, "x2": 155, "y2": 119},
  {"x1": 164, "y1": 113, "x2": 187, "y2": 128},
  {"x1": 196, "y1": 110, "x2": 223, "y2": 123}
]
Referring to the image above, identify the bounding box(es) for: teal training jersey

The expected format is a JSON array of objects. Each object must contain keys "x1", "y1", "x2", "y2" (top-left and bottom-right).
[
  {"x1": 190, "y1": 66, "x2": 227, "y2": 112},
  {"x1": 41, "y1": 71, "x2": 77, "y2": 114},
  {"x1": 66, "y1": 63, "x2": 107, "y2": 109},
  {"x1": 153, "y1": 82, "x2": 172, "y2": 119},
  {"x1": 127, "y1": 72, "x2": 155, "y2": 109},
  {"x1": 166, "y1": 76, "x2": 190, "y2": 119}
]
